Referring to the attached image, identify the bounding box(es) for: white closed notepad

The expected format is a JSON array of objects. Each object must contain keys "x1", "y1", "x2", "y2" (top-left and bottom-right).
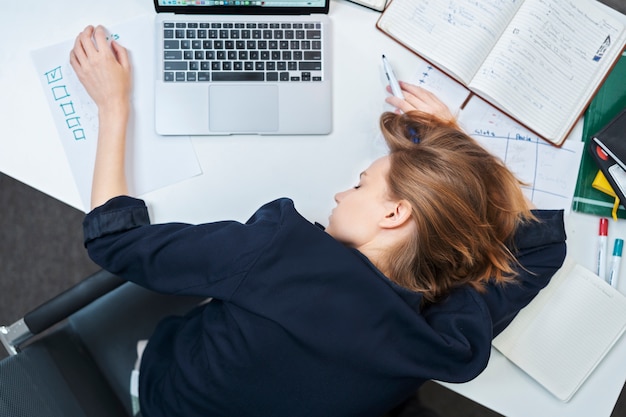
[{"x1": 493, "y1": 258, "x2": 626, "y2": 402}]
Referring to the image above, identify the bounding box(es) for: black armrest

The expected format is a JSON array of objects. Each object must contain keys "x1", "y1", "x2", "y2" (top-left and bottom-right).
[
  {"x1": 24, "y1": 269, "x2": 125, "y2": 334},
  {"x1": 1, "y1": 269, "x2": 124, "y2": 354}
]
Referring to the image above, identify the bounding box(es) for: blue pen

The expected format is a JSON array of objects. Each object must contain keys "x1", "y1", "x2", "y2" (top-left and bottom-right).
[{"x1": 608, "y1": 238, "x2": 623, "y2": 288}]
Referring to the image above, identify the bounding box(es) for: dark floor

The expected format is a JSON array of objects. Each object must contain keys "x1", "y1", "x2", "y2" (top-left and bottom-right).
[
  {"x1": 0, "y1": 173, "x2": 99, "y2": 324},
  {"x1": 2, "y1": 1, "x2": 626, "y2": 415}
]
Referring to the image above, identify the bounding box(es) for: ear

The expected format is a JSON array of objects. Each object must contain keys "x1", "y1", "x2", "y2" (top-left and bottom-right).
[{"x1": 379, "y1": 199, "x2": 413, "y2": 229}]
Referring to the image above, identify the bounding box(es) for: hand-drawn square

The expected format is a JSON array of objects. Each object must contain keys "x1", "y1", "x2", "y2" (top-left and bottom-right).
[
  {"x1": 60, "y1": 101, "x2": 76, "y2": 117},
  {"x1": 44, "y1": 66, "x2": 63, "y2": 84},
  {"x1": 73, "y1": 128, "x2": 86, "y2": 141},
  {"x1": 66, "y1": 116, "x2": 81, "y2": 129},
  {"x1": 52, "y1": 85, "x2": 70, "y2": 101}
]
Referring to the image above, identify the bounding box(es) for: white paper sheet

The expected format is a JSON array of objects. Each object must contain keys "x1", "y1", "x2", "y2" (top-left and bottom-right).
[
  {"x1": 458, "y1": 97, "x2": 584, "y2": 213},
  {"x1": 31, "y1": 14, "x2": 202, "y2": 212}
]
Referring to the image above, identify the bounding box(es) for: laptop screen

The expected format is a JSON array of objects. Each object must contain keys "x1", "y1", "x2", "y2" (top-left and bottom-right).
[{"x1": 154, "y1": 0, "x2": 329, "y2": 14}]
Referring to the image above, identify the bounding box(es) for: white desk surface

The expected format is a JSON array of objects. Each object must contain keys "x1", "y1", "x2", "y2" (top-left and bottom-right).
[{"x1": 2, "y1": 1, "x2": 626, "y2": 416}]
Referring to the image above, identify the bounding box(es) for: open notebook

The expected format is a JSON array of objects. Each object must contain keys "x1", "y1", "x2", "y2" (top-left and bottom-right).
[{"x1": 377, "y1": 0, "x2": 626, "y2": 146}]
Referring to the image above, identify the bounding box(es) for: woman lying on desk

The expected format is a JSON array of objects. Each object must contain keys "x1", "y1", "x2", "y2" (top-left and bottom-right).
[{"x1": 72, "y1": 25, "x2": 566, "y2": 417}]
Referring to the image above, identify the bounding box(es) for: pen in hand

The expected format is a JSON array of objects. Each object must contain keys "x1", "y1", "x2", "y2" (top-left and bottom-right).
[{"x1": 382, "y1": 54, "x2": 404, "y2": 99}]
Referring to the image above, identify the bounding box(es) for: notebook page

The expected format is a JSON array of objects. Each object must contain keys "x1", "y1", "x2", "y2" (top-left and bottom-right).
[
  {"x1": 377, "y1": 0, "x2": 522, "y2": 85},
  {"x1": 493, "y1": 260, "x2": 626, "y2": 401},
  {"x1": 469, "y1": 0, "x2": 626, "y2": 144}
]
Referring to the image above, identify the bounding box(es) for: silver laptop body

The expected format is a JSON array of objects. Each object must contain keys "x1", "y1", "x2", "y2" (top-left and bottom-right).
[{"x1": 153, "y1": 0, "x2": 332, "y2": 135}]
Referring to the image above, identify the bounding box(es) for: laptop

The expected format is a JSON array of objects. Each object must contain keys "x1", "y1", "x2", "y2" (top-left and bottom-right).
[{"x1": 153, "y1": 0, "x2": 332, "y2": 136}]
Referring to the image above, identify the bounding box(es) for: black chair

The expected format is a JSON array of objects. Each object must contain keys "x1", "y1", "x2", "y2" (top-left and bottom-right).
[{"x1": 0, "y1": 270, "x2": 203, "y2": 417}]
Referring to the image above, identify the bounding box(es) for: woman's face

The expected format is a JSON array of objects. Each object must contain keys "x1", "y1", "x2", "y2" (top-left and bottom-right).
[{"x1": 326, "y1": 156, "x2": 396, "y2": 247}]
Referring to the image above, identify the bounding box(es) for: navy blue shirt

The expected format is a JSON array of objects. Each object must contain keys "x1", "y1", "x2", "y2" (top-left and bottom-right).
[{"x1": 84, "y1": 196, "x2": 566, "y2": 417}]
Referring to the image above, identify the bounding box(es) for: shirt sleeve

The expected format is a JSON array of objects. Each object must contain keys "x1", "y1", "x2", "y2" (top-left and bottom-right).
[
  {"x1": 83, "y1": 196, "x2": 285, "y2": 298},
  {"x1": 483, "y1": 209, "x2": 567, "y2": 336}
]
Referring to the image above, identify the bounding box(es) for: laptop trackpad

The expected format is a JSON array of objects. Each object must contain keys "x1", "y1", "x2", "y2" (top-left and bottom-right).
[{"x1": 209, "y1": 85, "x2": 279, "y2": 133}]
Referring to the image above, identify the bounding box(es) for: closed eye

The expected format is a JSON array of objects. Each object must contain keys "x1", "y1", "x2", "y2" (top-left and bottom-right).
[{"x1": 354, "y1": 171, "x2": 366, "y2": 189}]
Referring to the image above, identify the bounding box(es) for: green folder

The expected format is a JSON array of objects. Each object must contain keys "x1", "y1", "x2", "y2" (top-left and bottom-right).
[{"x1": 572, "y1": 52, "x2": 626, "y2": 218}]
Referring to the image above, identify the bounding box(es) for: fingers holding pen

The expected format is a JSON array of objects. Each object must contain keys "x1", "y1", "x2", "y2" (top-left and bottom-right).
[
  {"x1": 70, "y1": 25, "x2": 93, "y2": 69},
  {"x1": 385, "y1": 86, "x2": 412, "y2": 114},
  {"x1": 89, "y1": 24, "x2": 131, "y2": 69},
  {"x1": 70, "y1": 25, "x2": 118, "y2": 68},
  {"x1": 385, "y1": 82, "x2": 430, "y2": 113},
  {"x1": 69, "y1": 25, "x2": 132, "y2": 111},
  {"x1": 401, "y1": 81, "x2": 455, "y2": 121},
  {"x1": 385, "y1": 81, "x2": 455, "y2": 122},
  {"x1": 110, "y1": 39, "x2": 131, "y2": 70}
]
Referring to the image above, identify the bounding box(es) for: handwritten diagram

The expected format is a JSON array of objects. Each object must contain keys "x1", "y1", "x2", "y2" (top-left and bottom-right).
[
  {"x1": 459, "y1": 97, "x2": 583, "y2": 211},
  {"x1": 43, "y1": 66, "x2": 86, "y2": 141}
]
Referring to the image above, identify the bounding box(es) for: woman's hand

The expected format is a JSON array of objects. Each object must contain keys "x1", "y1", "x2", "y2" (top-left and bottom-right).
[
  {"x1": 70, "y1": 25, "x2": 131, "y2": 114},
  {"x1": 70, "y1": 25, "x2": 132, "y2": 209},
  {"x1": 385, "y1": 81, "x2": 455, "y2": 123}
]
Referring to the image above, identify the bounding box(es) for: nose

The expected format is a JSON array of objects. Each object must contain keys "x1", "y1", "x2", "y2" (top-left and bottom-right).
[{"x1": 334, "y1": 189, "x2": 348, "y2": 203}]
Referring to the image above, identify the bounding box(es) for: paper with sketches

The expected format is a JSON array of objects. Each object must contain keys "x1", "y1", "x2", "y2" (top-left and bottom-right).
[
  {"x1": 459, "y1": 97, "x2": 584, "y2": 212},
  {"x1": 31, "y1": 14, "x2": 202, "y2": 212}
]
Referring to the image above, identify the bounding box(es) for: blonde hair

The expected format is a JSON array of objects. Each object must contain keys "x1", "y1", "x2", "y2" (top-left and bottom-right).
[{"x1": 378, "y1": 111, "x2": 535, "y2": 304}]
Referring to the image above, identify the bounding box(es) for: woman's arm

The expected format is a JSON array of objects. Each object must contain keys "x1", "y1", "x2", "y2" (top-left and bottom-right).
[
  {"x1": 483, "y1": 210, "x2": 567, "y2": 336},
  {"x1": 69, "y1": 25, "x2": 132, "y2": 209}
]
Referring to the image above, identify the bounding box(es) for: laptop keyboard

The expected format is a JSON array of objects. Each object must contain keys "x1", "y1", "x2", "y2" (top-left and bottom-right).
[{"x1": 162, "y1": 21, "x2": 324, "y2": 83}]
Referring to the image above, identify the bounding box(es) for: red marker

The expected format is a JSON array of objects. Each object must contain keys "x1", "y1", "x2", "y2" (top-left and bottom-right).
[{"x1": 597, "y1": 218, "x2": 609, "y2": 280}]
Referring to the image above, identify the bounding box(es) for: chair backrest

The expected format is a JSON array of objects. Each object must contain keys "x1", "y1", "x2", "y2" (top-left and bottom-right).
[
  {"x1": 0, "y1": 272, "x2": 203, "y2": 416},
  {"x1": 0, "y1": 322, "x2": 128, "y2": 417}
]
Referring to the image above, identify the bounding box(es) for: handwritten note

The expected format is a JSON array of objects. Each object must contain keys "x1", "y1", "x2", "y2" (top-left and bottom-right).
[
  {"x1": 458, "y1": 97, "x2": 583, "y2": 211},
  {"x1": 470, "y1": 0, "x2": 625, "y2": 141},
  {"x1": 31, "y1": 15, "x2": 202, "y2": 212},
  {"x1": 40, "y1": 65, "x2": 96, "y2": 142},
  {"x1": 378, "y1": 0, "x2": 523, "y2": 84}
]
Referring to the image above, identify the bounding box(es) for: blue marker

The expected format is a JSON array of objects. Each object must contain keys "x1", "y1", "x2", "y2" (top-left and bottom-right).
[{"x1": 608, "y1": 238, "x2": 623, "y2": 288}]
